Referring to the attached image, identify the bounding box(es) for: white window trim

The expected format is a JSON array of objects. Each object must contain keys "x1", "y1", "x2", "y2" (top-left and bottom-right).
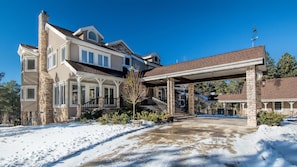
[
  {"x1": 70, "y1": 81, "x2": 100, "y2": 107},
  {"x1": 87, "y1": 30, "x2": 98, "y2": 43},
  {"x1": 60, "y1": 45, "x2": 66, "y2": 64},
  {"x1": 53, "y1": 82, "x2": 66, "y2": 108},
  {"x1": 47, "y1": 51, "x2": 57, "y2": 70},
  {"x1": 79, "y1": 46, "x2": 111, "y2": 68},
  {"x1": 21, "y1": 85, "x2": 37, "y2": 101},
  {"x1": 23, "y1": 57, "x2": 37, "y2": 72}
]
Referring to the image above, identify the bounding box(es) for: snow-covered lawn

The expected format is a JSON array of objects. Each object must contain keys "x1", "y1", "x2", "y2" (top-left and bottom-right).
[
  {"x1": 0, "y1": 122, "x2": 145, "y2": 167},
  {"x1": 0, "y1": 119, "x2": 296, "y2": 167}
]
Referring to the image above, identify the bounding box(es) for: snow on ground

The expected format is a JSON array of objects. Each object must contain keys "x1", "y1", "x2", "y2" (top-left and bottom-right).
[
  {"x1": 0, "y1": 119, "x2": 297, "y2": 167},
  {"x1": 0, "y1": 122, "x2": 145, "y2": 167}
]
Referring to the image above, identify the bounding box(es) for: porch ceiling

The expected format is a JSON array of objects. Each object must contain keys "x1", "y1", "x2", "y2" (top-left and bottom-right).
[{"x1": 143, "y1": 46, "x2": 266, "y2": 86}]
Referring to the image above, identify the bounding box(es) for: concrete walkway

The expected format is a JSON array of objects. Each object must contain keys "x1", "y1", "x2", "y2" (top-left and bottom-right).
[{"x1": 83, "y1": 117, "x2": 256, "y2": 167}]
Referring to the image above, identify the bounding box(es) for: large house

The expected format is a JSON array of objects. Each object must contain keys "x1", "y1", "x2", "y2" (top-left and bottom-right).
[
  {"x1": 218, "y1": 77, "x2": 297, "y2": 116},
  {"x1": 17, "y1": 11, "x2": 161, "y2": 125}
]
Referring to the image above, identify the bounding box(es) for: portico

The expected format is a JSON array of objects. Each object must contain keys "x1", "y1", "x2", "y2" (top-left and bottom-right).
[{"x1": 143, "y1": 46, "x2": 266, "y2": 127}]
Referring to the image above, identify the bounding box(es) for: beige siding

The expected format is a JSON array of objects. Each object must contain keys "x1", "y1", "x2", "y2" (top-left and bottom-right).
[
  {"x1": 111, "y1": 55, "x2": 123, "y2": 71},
  {"x1": 70, "y1": 43, "x2": 79, "y2": 62},
  {"x1": 22, "y1": 101, "x2": 38, "y2": 112},
  {"x1": 22, "y1": 72, "x2": 38, "y2": 85}
]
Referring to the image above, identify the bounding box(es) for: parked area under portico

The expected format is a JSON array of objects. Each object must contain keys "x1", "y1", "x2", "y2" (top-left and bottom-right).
[{"x1": 143, "y1": 46, "x2": 266, "y2": 127}]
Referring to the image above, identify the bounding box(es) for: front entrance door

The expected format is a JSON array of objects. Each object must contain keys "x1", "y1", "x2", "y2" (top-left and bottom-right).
[{"x1": 104, "y1": 86, "x2": 115, "y2": 106}]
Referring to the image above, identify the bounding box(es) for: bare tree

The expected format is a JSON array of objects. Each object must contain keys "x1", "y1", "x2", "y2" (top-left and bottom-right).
[{"x1": 121, "y1": 69, "x2": 147, "y2": 119}]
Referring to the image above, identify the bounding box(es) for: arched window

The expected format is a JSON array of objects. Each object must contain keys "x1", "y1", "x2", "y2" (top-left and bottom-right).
[
  {"x1": 47, "y1": 46, "x2": 53, "y2": 55},
  {"x1": 88, "y1": 31, "x2": 98, "y2": 42}
]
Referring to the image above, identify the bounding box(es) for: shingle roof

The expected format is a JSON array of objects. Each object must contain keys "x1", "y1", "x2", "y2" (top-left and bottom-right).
[
  {"x1": 218, "y1": 77, "x2": 297, "y2": 101},
  {"x1": 49, "y1": 24, "x2": 130, "y2": 54},
  {"x1": 20, "y1": 44, "x2": 38, "y2": 50},
  {"x1": 66, "y1": 60, "x2": 125, "y2": 78},
  {"x1": 144, "y1": 46, "x2": 265, "y2": 77}
]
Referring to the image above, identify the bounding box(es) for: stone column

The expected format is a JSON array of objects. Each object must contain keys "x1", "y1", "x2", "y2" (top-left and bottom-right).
[
  {"x1": 223, "y1": 102, "x2": 227, "y2": 116},
  {"x1": 167, "y1": 78, "x2": 175, "y2": 115},
  {"x1": 188, "y1": 83, "x2": 195, "y2": 115},
  {"x1": 153, "y1": 86, "x2": 159, "y2": 99},
  {"x1": 241, "y1": 103, "x2": 245, "y2": 116},
  {"x1": 246, "y1": 66, "x2": 262, "y2": 127},
  {"x1": 96, "y1": 78, "x2": 105, "y2": 109}
]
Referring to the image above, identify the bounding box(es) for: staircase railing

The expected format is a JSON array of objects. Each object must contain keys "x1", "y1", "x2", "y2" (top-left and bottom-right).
[
  {"x1": 152, "y1": 97, "x2": 168, "y2": 113},
  {"x1": 82, "y1": 98, "x2": 99, "y2": 113}
]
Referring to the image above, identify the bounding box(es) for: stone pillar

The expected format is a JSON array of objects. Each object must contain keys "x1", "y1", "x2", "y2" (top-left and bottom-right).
[
  {"x1": 153, "y1": 86, "x2": 159, "y2": 99},
  {"x1": 167, "y1": 78, "x2": 175, "y2": 115},
  {"x1": 96, "y1": 78, "x2": 105, "y2": 109},
  {"x1": 241, "y1": 103, "x2": 245, "y2": 116},
  {"x1": 188, "y1": 83, "x2": 195, "y2": 115},
  {"x1": 223, "y1": 103, "x2": 227, "y2": 116},
  {"x1": 114, "y1": 80, "x2": 122, "y2": 108},
  {"x1": 246, "y1": 66, "x2": 262, "y2": 127}
]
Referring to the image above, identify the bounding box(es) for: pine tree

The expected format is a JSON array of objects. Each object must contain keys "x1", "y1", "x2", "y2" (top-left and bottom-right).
[
  {"x1": 0, "y1": 80, "x2": 20, "y2": 124},
  {"x1": 276, "y1": 52, "x2": 297, "y2": 78},
  {"x1": 264, "y1": 52, "x2": 276, "y2": 79}
]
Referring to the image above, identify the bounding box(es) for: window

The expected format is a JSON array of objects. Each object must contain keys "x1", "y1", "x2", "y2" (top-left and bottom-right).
[
  {"x1": 154, "y1": 56, "x2": 159, "y2": 63},
  {"x1": 53, "y1": 83, "x2": 66, "y2": 107},
  {"x1": 21, "y1": 86, "x2": 37, "y2": 101},
  {"x1": 275, "y1": 102, "x2": 282, "y2": 111},
  {"x1": 103, "y1": 56, "x2": 109, "y2": 67},
  {"x1": 61, "y1": 47, "x2": 66, "y2": 63},
  {"x1": 72, "y1": 84, "x2": 78, "y2": 105},
  {"x1": 98, "y1": 54, "x2": 102, "y2": 66},
  {"x1": 88, "y1": 31, "x2": 98, "y2": 42},
  {"x1": 81, "y1": 50, "x2": 94, "y2": 64},
  {"x1": 79, "y1": 47, "x2": 110, "y2": 68},
  {"x1": 82, "y1": 50, "x2": 88, "y2": 63},
  {"x1": 23, "y1": 58, "x2": 36, "y2": 72},
  {"x1": 47, "y1": 52, "x2": 57, "y2": 70},
  {"x1": 125, "y1": 57, "x2": 130, "y2": 66},
  {"x1": 89, "y1": 52, "x2": 94, "y2": 64}
]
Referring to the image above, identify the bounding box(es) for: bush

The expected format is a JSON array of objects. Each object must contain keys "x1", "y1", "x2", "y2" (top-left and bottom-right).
[
  {"x1": 80, "y1": 117, "x2": 88, "y2": 123},
  {"x1": 257, "y1": 111, "x2": 285, "y2": 126},
  {"x1": 97, "y1": 112, "x2": 130, "y2": 125},
  {"x1": 81, "y1": 109, "x2": 103, "y2": 120},
  {"x1": 136, "y1": 110, "x2": 167, "y2": 123}
]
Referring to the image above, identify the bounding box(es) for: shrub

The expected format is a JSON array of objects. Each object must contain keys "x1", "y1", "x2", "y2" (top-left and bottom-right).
[
  {"x1": 80, "y1": 117, "x2": 88, "y2": 123},
  {"x1": 97, "y1": 114, "x2": 110, "y2": 125},
  {"x1": 136, "y1": 110, "x2": 167, "y2": 123},
  {"x1": 81, "y1": 109, "x2": 103, "y2": 120},
  {"x1": 257, "y1": 111, "x2": 285, "y2": 126},
  {"x1": 97, "y1": 112, "x2": 130, "y2": 125}
]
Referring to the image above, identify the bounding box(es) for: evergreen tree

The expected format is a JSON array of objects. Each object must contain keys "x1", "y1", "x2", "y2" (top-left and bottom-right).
[
  {"x1": 0, "y1": 80, "x2": 20, "y2": 124},
  {"x1": 276, "y1": 52, "x2": 297, "y2": 78},
  {"x1": 264, "y1": 52, "x2": 276, "y2": 79},
  {"x1": 226, "y1": 79, "x2": 245, "y2": 94}
]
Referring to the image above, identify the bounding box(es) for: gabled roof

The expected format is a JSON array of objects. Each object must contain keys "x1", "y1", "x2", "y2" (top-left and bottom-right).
[
  {"x1": 65, "y1": 60, "x2": 125, "y2": 78},
  {"x1": 17, "y1": 44, "x2": 39, "y2": 56},
  {"x1": 105, "y1": 40, "x2": 134, "y2": 54},
  {"x1": 73, "y1": 25, "x2": 104, "y2": 40},
  {"x1": 218, "y1": 77, "x2": 297, "y2": 102},
  {"x1": 144, "y1": 46, "x2": 265, "y2": 78}
]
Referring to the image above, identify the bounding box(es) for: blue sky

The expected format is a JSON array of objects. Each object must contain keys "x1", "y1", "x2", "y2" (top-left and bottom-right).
[{"x1": 1, "y1": 0, "x2": 297, "y2": 83}]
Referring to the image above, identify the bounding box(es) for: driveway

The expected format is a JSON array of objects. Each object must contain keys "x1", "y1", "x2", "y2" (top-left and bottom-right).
[{"x1": 83, "y1": 117, "x2": 256, "y2": 167}]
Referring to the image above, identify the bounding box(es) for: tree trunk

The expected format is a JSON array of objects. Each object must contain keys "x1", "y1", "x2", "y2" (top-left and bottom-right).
[
  {"x1": 2, "y1": 112, "x2": 8, "y2": 124},
  {"x1": 133, "y1": 102, "x2": 136, "y2": 120}
]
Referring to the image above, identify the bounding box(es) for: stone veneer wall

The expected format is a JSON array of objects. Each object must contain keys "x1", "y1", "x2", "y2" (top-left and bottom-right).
[
  {"x1": 38, "y1": 11, "x2": 54, "y2": 125},
  {"x1": 188, "y1": 83, "x2": 195, "y2": 115},
  {"x1": 246, "y1": 66, "x2": 261, "y2": 127}
]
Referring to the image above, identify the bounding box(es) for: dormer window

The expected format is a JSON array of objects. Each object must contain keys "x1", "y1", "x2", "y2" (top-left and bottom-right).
[
  {"x1": 88, "y1": 31, "x2": 98, "y2": 42},
  {"x1": 154, "y1": 56, "x2": 159, "y2": 63}
]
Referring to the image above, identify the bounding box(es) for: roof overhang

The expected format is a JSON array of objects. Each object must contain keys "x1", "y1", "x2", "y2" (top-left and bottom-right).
[
  {"x1": 17, "y1": 44, "x2": 39, "y2": 57},
  {"x1": 143, "y1": 57, "x2": 265, "y2": 85}
]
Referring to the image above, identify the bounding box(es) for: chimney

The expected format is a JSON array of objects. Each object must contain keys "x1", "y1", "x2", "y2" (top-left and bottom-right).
[{"x1": 38, "y1": 10, "x2": 49, "y2": 72}]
